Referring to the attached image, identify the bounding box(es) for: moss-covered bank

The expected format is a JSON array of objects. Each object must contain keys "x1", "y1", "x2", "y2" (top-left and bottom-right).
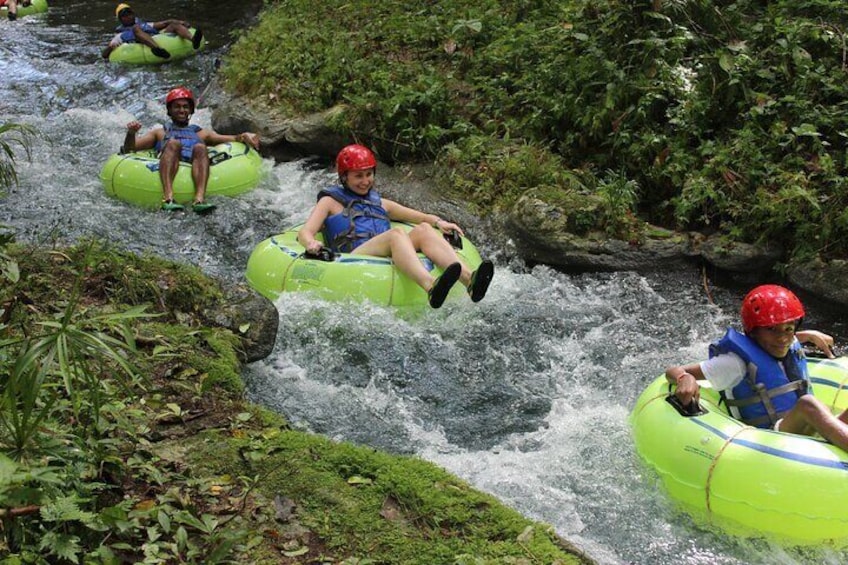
[{"x1": 0, "y1": 240, "x2": 592, "y2": 563}]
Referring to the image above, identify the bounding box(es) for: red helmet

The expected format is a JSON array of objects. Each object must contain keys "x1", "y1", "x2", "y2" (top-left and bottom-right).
[
  {"x1": 740, "y1": 284, "x2": 805, "y2": 333},
  {"x1": 165, "y1": 87, "x2": 195, "y2": 113},
  {"x1": 336, "y1": 144, "x2": 377, "y2": 176}
]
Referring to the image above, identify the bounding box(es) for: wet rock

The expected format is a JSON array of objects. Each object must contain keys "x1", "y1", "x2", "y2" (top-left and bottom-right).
[
  {"x1": 787, "y1": 257, "x2": 848, "y2": 307},
  {"x1": 202, "y1": 283, "x2": 279, "y2": 363},
  {"x1": 505, "y1": 192, "x2": 694, "y2": 271},
  {"x1": 695, "y1": 233, "x2": 783, "y2": 274},
  {"x1": 207, "y1": 78, "x2": 346, "y2": 161}
]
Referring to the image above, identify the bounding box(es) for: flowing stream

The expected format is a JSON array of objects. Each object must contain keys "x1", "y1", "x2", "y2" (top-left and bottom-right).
[{"x1": 2, "y1": 4, "x2": 848, "y2": 564}]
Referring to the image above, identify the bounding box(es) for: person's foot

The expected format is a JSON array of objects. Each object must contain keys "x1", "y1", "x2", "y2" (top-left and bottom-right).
[
  {"x1": 161, "y1": 199, "x2": 185, "y2": 211},
  {"x1": 151, "y1": 46, "x2": 171, "y2": 59},
  {"x1": 427, "y1": 262, "x2": 461, "y2": 309},
  {"x1": 7, "y1": 12, "x2": 17, "y2": 21},
  {"x1": 192, "y1": 201, "x2": 216, "y2": 215},
  {"x1": 467, "y1": 260, "x2": 494, "y2": 302},
  {"x1": 192, "y1": 28, "x2": 203, "y2": 50}
]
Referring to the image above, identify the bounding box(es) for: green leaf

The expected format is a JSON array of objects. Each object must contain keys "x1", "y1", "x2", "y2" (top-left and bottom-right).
[
  {"x1": 719, "y1": 52, "x2": 734, "y2": 72},
  {"x1": 791, "y1": 123, "x2": 821, "y2": 137},
  {"x1": 175, "y1": 525, "x2": 188, "y2": 551},
  {"x1": 238, "y1": 323, "x2": 250, "y2": 334},
  {"x1": 158, "y1": 510, "x2": 171, "y2": 533},
  {"x1": 39, "y1": 531, "x2": 82, "y2": 564},
  {"x1": 2, "y1": 259, "x2": 19, "y2": 282}
]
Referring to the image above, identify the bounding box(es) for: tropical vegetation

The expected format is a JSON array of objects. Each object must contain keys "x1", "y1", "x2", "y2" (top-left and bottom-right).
[{"x1": 224, "y1": 0, "x2": 848, "y2": 265}]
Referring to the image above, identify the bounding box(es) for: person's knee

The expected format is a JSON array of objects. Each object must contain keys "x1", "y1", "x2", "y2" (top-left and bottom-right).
[
  {"x1": 793, "y1": 394, "x2": 828, "y2": 418},
  {"x1": 409, "y1": 222, "x2": 434, "y2": 235},
  {"x1": 191, "y1": 143, "x2": 208, "y2": 159},
  {"x1": 162, "y1": 140, "x2": 182, "y2": 154}
]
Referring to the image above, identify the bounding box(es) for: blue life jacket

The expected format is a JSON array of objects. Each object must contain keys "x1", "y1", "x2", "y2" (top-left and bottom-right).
[
  {"x1": 709, "y1": 327, "x2": 809, "y2": 428},
  {"x1": 318, "y1": 185, "x2": 391, "y2": 253},
  {"x1": 155, "y1": 123, "x2": 203, "y2": 162}
]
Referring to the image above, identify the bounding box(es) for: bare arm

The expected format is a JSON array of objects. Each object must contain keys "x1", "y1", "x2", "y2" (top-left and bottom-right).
[
  {"x1": 665, "y1": 363, "x2": 705, "y2": 406},
  {"x1": 297, "y1": 199, "x2": 333, "y2": 254},
  {"x1": 796, "y1": 329, "x2": 835, "y2": 358},
  {"x1": 199, "y1": 129, "x2": 260, "y2": 150},
  {"x1": 122, "y1": 121, "x2": 161, "y2": 152},
  {"x1": 382, "y1": 199, "x2": 464, "y2": 236}
]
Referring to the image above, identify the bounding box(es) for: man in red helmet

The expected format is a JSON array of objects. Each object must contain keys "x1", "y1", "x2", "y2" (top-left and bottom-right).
[
  {"x1": 666, "y1": 284, "x2": 848, "y2": 451},
  {"x1": 297, "y1": 144, "x2": 494, "y2": 308},
  {"x1": 102, "y1": 3, "x2": 202, "y2": 60},
  {"x1": 121, "y1": 86, "x2": 260, "y2": 213}
]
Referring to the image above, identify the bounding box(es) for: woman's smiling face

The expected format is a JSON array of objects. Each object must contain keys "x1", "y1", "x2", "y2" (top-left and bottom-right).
[{"x1": 343, "y1": 168, "x2": 375, "y2": 194}]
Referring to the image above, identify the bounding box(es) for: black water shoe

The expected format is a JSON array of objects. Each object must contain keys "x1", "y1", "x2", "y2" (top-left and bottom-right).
[
  {"x1": 468, "y1": 260, "x2": 494, "y2": 302},
  {"x1": 151, "y1": 46, "x2": 171, "y2": 59},
  {"x1": 428, "y1": 262, "x2": 461, "y2": 309},
  {"x1": 192, "y1": 28, "x2": 203, "y2": 49}
]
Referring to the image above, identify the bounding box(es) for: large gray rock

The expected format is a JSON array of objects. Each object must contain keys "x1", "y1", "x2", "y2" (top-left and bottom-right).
[
  {"x1": 207, "y1": 78, "x2": 346, "y2": 161},
  {"x1": 787, "y1": 258, "x2": 848, "y2": 306},
  {"x1": 695, "y1": 234, "x2": 783, "y2": 273},
  {"x1": 505, "y1": 192, "x2": 694, "y2": 270}
]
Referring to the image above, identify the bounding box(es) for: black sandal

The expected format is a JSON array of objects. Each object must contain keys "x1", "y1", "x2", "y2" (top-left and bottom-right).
[
  {"x1": 151, "y1": 46, "x2": 171, "y2": 59},
  {"x1": 468, "y1": 260, "x2": 494, "y2": 302},
  {"x1": 428, "y1": 262, "x2": 461, "y2": 309},
  {"x1": 192, "y1": 28, "x2": 204, "y2": 50}
]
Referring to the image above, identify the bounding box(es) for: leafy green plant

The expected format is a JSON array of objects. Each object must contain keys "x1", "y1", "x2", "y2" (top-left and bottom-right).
[{"x1": 0, "y1": 121, "x2": 34, "y2": 194}]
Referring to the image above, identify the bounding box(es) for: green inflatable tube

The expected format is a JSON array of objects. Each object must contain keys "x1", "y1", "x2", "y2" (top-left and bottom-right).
[
  {"x1": 245, "y1": 222, "x2": 484, "y2": 308},
  {"x1": 100, "y1": 141, "x2": 263, "y2": 209},
  {"x1": 108, "y1": 28, "x2": 205, "y2": 65},
  {"x1": 631, "y1": 356, "x2": 848, "y2": 546},
  {"x1": 1, "y1": 0, "x2": 48, "y2": 17}
]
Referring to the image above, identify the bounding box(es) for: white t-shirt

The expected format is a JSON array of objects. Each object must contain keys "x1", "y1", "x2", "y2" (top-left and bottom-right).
[{"x1": 699, "y1": 352, "x2": 748, "y2": 391}]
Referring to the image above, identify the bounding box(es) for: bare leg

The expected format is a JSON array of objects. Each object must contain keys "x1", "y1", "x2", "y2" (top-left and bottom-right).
[
  {"x1": 163, "y1": 22, "x2": 193, "y2": 41},
  {"x1": 190, "y1": 143, "x2": 209, "y2": 204},
  {"x1": 159, "y1": 140, "x2": 182, "y2": 202},
  {"x1": 354, "y1": 227, "x2": 441, "y2": 291},
  {"x1": 133, "y1": 26, "x2": 170, "y2": 58},
  {"x1": 134, "y1": 27, "x2": 160, "y2": 50},
  {"x1": 407, "y1": 223, "x2": 472, "y2": 285},
  {"x1": 779, "y1": 395, "x2": 848, "y2": 452}
]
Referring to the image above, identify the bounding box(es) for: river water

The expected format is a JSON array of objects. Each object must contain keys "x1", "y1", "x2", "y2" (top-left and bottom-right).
[{"x1": 2, "y1": 4, "x2": 847, "y2": 564}]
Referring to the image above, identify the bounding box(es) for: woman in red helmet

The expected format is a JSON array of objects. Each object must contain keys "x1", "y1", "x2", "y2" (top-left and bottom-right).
[
  {"x1": 665, "y1": 284, "x2": 848, "y2": 451},
  {"x1": 297, "y1": 144, "x2": 494, "y2": 309},
  {"x1": 121, "y1": 86, "x2": 260, "y2": 213}
]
